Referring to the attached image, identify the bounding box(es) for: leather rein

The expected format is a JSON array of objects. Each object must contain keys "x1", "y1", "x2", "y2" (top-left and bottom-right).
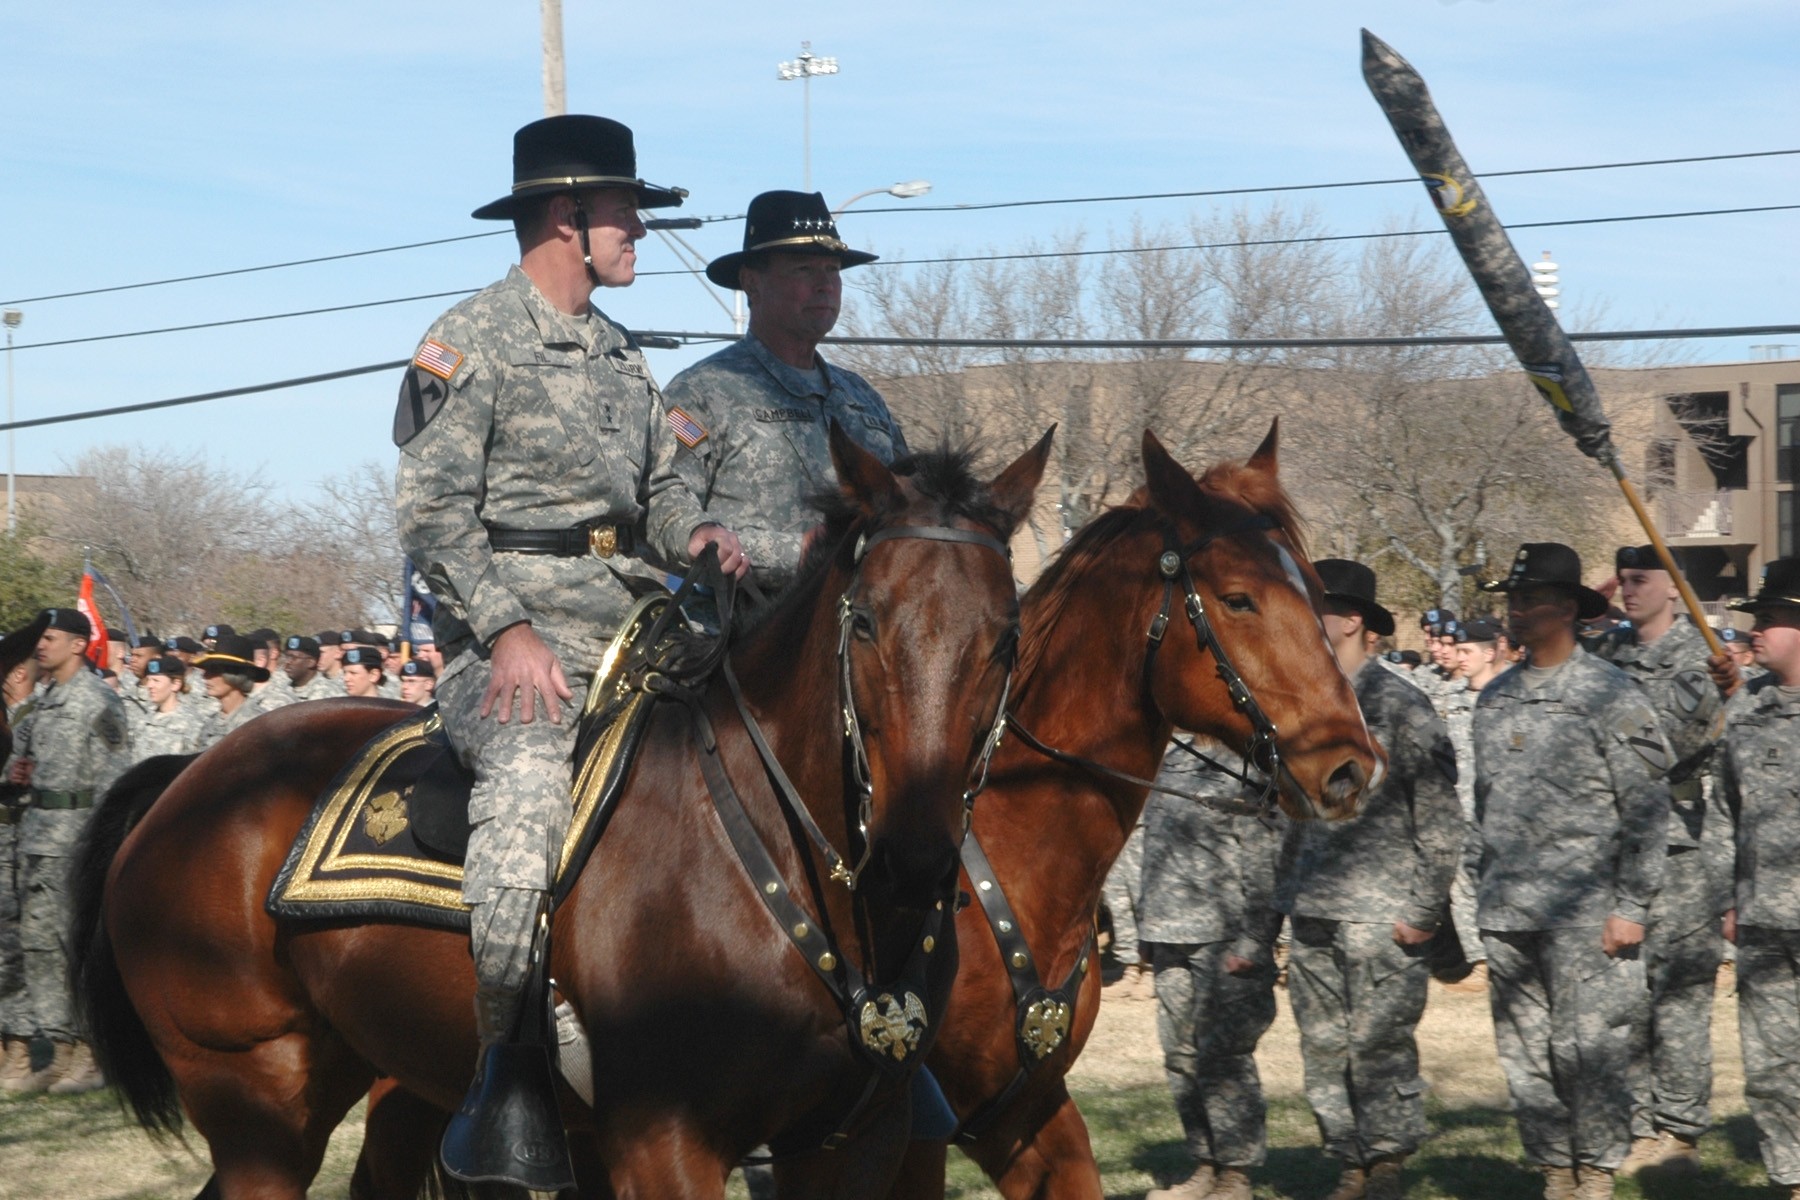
[{"x1": 680, "y1": 519, "x2": 1017, "y2": 1152}]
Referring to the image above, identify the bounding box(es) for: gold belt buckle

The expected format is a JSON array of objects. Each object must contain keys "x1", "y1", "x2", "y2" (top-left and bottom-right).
[{"x1": 588, "y1": 524, "x2": 618, "y2": 558}]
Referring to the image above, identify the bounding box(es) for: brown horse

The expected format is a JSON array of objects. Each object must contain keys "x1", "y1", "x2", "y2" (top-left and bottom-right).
[
  {"x1": 888, "y1": 423, "x2": 1383, "y2": 1200},
  {"x1": 70, "y1": 427, "x2": 1053, "y2": 1200}
]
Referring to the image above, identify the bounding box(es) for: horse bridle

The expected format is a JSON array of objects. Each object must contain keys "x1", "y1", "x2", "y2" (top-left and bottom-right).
[
  {"x1": 1007, "y1": 513, "x2": 1305, "y2": 821},
  {"x1": 724, "y1": 521, "x2": 1019, "y2": 892}
]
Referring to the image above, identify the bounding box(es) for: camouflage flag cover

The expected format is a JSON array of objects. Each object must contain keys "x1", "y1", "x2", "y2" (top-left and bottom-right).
[{"x1": 1360, "y1": 29, "x2": 1618, "y2": 466}]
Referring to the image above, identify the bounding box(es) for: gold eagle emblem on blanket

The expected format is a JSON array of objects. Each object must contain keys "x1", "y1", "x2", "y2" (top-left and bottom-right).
[{"x1": 362, "y1": 790, "x2": 410, "y2": 845}]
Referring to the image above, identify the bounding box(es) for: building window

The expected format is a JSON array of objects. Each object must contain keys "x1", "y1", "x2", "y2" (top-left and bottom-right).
[
  {"x1": 1783, "y1": 489, "x2": 1797, "y2": 559},
  {"x1": 1780, "y1": 384, "x2": 1800, "y2": 484}
]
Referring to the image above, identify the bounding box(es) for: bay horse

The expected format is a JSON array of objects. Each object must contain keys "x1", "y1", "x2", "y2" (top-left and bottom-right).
[
  {"x1": 70, "y1": 426, "x2": 1052, "y2": 1200},
  {"x1": 888, "y1": 422, "x2": 1383, "y2": 1200}
]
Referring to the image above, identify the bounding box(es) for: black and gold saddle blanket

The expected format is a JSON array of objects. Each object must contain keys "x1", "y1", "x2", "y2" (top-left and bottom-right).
[{"x1": 267, "y1": 596, "x2": 671, "y2": 932}]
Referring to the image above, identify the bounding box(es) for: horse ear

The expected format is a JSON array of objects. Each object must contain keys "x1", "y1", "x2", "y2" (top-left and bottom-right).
[
  {"x1": 829, "y1": 420, "x2": 904, "y2": 513},
  {"x1": 1142, "y1": 429, "x2": 1207, "y2": 518},
  {"x1": 988, "y1": 425, "x2": 1056, "y2": 531},
  {"x1": 1246, "y1": 417, "x2": 1280, "y2": 476}
]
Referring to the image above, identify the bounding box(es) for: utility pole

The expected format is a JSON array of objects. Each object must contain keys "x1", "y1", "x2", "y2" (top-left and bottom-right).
[
  {"x1": 541, "y1": 0, "x2": 567, "y2": 116},
  {"x1": 4, "y1": 309, "x2": 19, "y2": 534},
  {"x1": 778, "y1": 41, "x2": 838, "y2": 190}
]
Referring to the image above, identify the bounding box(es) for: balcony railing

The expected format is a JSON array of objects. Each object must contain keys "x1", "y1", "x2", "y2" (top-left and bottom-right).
[{"x1": 1657, "y1": 489, "x2": 1734, "y2": 539}]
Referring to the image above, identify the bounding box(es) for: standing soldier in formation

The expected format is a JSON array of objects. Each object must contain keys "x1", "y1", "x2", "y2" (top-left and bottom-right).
[
  {"x1": 315, "y1": 630, "x2": 346, "y2": 687},
  {"x1": 0, "y1": 609, "x2": 129, "y2": 1094},
  {"x1": 1596, "y1": 546, "x2": 1732, "y2": 1175},
  {"x1": 394, "y1": 114, "x2": 744, "y2": 1186},
  {"x1": 1716, "y1": 558, "x2": 1800, "y2": 1199},
  {"x1": 399, "y1": 658, "x2": 437, "y2": 706},
  {"x1": 340, "y1": 646, "x2": 387, "y2": 699},
  {"x1": 1473, "y1": 544, "x2": 1673, "y2": 1200},
  {"x1": 1274, "y1": 561, "x2": 1463, "y2": 1200},
  {"x1": 193, "y1": 633, "x2": 270, "y2": 751},
  {"x1": 116, "y1": 631, "x2": 159, "y2": 718},
  {"x1": 1719, "y1": 625, "x2": 1765, "y2": 683},
  {"x1": 1441, "y1": 617, "x2": 1506, "y2": 976},
  {"x1": 662, "y1": 190, "x2": 909, "y2": 594},
  {"x1": 0, "y1": 618, "x2": 43, "y2": 1094},
  {"x1": 280, "y1": 635, "x2": 340, "y2": 701},
  {"x1": 1141, "y1": 741, "x2": 1283, "y2": 1200},
  {"x1": 127, "y1": 657, "x2": 203, "y2": 761}
]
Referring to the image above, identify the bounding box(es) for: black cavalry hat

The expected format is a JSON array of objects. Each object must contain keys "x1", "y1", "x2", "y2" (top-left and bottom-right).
[
  {"x1": 1313, "y1": 559, "x2": 1395, "y2": 637},
  {"x1": 704, "y1": 191, "x2": 878, "y2": 289},
  {"x1": 471, "y1": 115, "x2": 686, "y2": 220},
  {"x1": 1730, "y1": 556, "x2": 1800, "y2": 612},
  {"x1": 1481, "y1": 543, "x2": 1609, "y2": 621},
  {"x1": 193, "y1": 634, "x2": 271, "y2": 682}
]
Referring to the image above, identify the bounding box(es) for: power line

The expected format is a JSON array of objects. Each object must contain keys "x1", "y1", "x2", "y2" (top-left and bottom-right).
[
  {"x1": 12, "y1": 290, "x2": 479, "y2": 352},
  {"x1": 6, "y1": 146, "x2": 1795, "y2": 306},
  {"x1": 0, "y1": 233, "x2": 506, "y2": 306},
  {"x1": 7, "y1": 200, "x2": 1795, "y2": 353},
  {"x1": 6, "y1": 322, "x2": 1800, "y2": 434},
  {"x1": 793, "y1": 147, "x2": 1800, "y2": 219}
]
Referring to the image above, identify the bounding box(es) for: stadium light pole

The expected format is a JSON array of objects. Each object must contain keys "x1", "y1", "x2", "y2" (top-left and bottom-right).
[
  {"x1": 778, "y1": 42, "x2": 838, "y2": 190},
  {"x1": 4, "y1": 309, "x2": 19, "y2": 533},
  {"x1": 834, "y1": 180, "x2": 933, "y2": 214}
]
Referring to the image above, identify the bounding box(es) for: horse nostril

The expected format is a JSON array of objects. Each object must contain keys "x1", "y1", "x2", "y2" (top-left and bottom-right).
[{"x1": 1325, "y1": 759, "x2": 1364, "y2": 809}]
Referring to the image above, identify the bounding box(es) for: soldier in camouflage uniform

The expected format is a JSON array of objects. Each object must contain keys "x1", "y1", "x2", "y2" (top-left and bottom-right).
[
  {"x1": 1717, "y1": 558, "x2": 1800, "y2": 1198},
  {"x1": 1720, "y1": 625, "x2": 1767, "y2": 683},
  {"x1": 663, "y1": 190, "x2": 908, "y2": 594},
  {"x1": 116, "y1": 631, "x2": 159, "y2": 719},
  {"x1": 394, "y1": 114, "x2": 744, "y2": 1187},
  {"x1": 278, "y1": 635, "x2": 341, "y2": 701},
  {"x1": 0, "y1": 608, "x2": 129, "y2": 1094},
  {"x1": 193, "y1": 633, "x2": 271, "y2": 750},
  {"x1": 1274, "y1": 561, "x2": 1463, "y2": 1200},
  {"x1": 1441, "y1": 617, "x2": 1506, "y2": 970},
  {"x1": 1593, "y1": 546, "x2": 1732, "y2": 1173},
  {"x1": 1141, "y1": 740, "x2": 1283, "y2": 1200},
  {"x1": 1473, "y1": 545, "x2": 1674, "y2": 1200},
  {"x1": 128, "y1": 656, "x2": 203, "y2": 761},
  {"x1": 0, "y1": 636, "x2": 40, "y2": 1093}
]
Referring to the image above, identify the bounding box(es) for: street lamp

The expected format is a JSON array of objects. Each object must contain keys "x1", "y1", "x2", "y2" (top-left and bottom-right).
[
  {"x1": 777, "y1": 41, "x2": 838, "y2": 190},
  {"x1": 834, "y1": 180, "x2": 933, "y2": 214},
  {"x1": 3, "y1": 309, "x2": 19, "y2": 534}
]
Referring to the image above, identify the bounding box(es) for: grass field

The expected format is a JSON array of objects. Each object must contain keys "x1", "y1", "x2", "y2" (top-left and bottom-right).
[{"x1": 0, "y1": 971, "x2": 1776, "y2": 1199}]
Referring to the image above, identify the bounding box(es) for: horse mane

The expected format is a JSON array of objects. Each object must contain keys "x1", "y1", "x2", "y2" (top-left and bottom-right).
[
  {"x1": 1015, "y1": 455, "x2": 1308, "y2": 687},
  {"x1": 734, "y1": 444, "x2": 1013, "y2": 644}
]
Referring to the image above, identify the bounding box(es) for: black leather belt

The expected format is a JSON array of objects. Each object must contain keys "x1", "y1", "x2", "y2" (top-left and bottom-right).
[{"x1": 485, "y1": 521, "x2": 634, "y2": 558}]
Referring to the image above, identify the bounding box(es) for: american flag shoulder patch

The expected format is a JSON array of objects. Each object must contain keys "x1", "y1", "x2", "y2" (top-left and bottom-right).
[
  {"x1": 413, "y1": 340, "x2": 465, "y2": 381},
  {"x1": 666, "y1": 406, "x2": 708, "y2": 448}
]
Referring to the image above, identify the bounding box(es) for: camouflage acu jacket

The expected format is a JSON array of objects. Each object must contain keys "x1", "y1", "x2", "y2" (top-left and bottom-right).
[
  {"x1": 395, "y1": 266, "x2": 708, "y2": 676},
  {"x1": 130, "y1": 702, "x2": 203, "y2": 761},
  {"x1": 1275, "y1": 657, "x2": 1463, "y2": 930},
  {"x1": 663, "y1": 334, "x2": 908, "y2": 590},
  {"x1": 1718, "y1": 676, "x2": 1800, "y2": 929},
  {"x1": 1138, "y1": 740, "x2": 1285, "y2": 961},
  {"x1": 2, "y1": 668, "x2": 129, "y2": 854},
  {"x1": 1472, "y1": 651, "x2": 1673, "y2": 930},
  {"x1": 1591, "y1": 617, "x2": 1723, "y2": 847}
]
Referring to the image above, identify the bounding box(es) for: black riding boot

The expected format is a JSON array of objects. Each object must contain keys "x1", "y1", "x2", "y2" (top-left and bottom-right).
[{"x1": 440, "y1": 985, "x2": 576, "y2": 1192}]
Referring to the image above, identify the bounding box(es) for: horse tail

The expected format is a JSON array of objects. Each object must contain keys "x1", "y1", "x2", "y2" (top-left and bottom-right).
[{"x1": 69, "y1": 753, "x2": 197, "y2": 1138}]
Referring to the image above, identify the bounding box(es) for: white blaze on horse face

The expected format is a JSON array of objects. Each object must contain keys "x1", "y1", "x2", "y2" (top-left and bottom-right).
[{"x1": 1268, "y1": 540, "x2": 1384, "y2": 797}]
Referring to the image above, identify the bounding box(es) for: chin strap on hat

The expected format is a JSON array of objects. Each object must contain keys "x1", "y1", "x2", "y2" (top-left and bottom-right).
[{"x1": 569, "y1": 194, "x2": 603, "y2": 289}]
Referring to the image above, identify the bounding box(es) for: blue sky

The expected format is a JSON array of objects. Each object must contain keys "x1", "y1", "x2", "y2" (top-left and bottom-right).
[{"x1": 3, "y1": 1, "x2": 1796, "y2": 497}]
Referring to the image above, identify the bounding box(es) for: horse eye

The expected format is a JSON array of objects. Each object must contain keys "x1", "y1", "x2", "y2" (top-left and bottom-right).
[
  {"x1": 851, "y1": 609, "x2": 877, "y2": 640},
  {"x1": 1223, "y1": 593, "x2": 1257, "y2": 614}
]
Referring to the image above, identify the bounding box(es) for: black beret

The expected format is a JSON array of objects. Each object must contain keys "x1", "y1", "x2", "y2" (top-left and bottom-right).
[
  {"x1": 341, "y1": 646, "x2": 385, "y2": 668},
  {"x1": 203, "y1": 623, "x2": 236, "y2": 641},
  {"x1": 144, "y1": 656, "x2": 187, "y2": 678},
  {"x1": 339, "y1": 629, "x2": 385, "y2": 648},
  {"x1": 399, "y1": 659, "x2": 436, "y2": 679},
  {"x1": 1454, "y1": 617, "x2": 1503, "y2": 643},
  {"x1": 41, "y1": 608, "x2": 93, "y2": 638},
  {"x1": 164, "y1": 635, "x2": 205, "y2": 654},
  {"x1": 283, "y1": 635, "x2": 322, "y2": 656},
  {"x1": 130, "y1": 631, "x2": 162, "y2": 649}
]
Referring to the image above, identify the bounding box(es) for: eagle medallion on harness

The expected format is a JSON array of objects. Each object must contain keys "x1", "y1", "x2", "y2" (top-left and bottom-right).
[
  {"x1": 1021, "y1": 997, "x2": 1072, "y2": 1059},
  {"x1": 859, "y1": 991, "x2": 928, "y2": 1062}
]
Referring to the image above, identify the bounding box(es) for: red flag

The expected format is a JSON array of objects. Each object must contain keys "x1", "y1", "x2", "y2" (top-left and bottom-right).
[{"x1": 78, "y1": 571, "x2": 109, "y2": 669}]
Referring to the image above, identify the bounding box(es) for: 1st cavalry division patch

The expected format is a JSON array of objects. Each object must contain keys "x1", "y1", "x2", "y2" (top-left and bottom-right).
[{"x1": 393, "y1": 340, "x2": 465, "y2": 447}]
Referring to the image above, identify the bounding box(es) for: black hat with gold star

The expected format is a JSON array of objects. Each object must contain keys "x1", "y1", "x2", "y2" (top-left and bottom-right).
[{"x1": 705, "y1": 191, "x2": 878, "y2": 289}]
